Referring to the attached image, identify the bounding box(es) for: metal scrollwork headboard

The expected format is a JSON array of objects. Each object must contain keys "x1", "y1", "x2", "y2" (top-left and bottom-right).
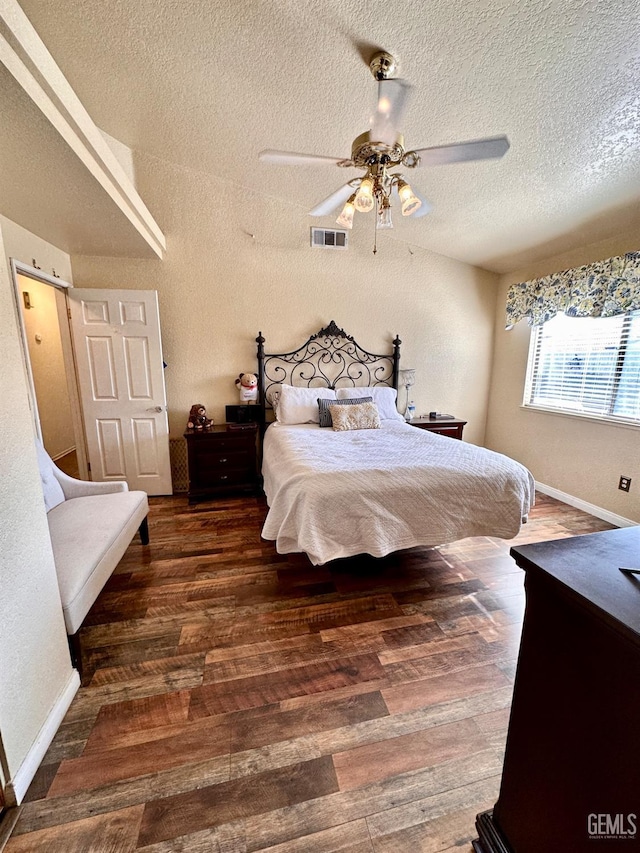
[{"x1": 256, "y1": 320, "x2": 401, "y2": 425}]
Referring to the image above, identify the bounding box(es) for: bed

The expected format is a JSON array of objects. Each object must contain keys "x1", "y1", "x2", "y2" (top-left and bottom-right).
[{"x1": 257, "y1": 321, "x2": 535, "y2": 565}]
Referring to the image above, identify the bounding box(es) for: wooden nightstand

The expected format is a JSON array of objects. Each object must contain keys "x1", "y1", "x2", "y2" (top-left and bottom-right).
[
  {"x1": 184, "y1": 424, "x2": 259, "y2": 502},
  {"x1": 409, "y1": 417, "x2": 466, "y2": 440}
]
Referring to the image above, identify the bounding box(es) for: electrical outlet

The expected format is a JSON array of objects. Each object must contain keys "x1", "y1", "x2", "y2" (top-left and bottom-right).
[{"x1": 619, "y1": 476, "x2": 631, "y2": 492}]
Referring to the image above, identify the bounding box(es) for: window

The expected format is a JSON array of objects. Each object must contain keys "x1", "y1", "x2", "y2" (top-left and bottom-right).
[{"x1": 524, "y1": 310, "x2": 640, "y2": 425}]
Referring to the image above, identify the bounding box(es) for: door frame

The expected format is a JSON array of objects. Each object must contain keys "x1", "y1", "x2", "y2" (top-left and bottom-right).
[{"x1": 10, "y1": 259, "x2": 89, "y2": 479}]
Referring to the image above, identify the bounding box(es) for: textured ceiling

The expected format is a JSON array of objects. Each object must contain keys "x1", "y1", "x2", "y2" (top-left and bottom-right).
[{"x1": 12, "y1": 0, "x2": 640, "y2": 271}]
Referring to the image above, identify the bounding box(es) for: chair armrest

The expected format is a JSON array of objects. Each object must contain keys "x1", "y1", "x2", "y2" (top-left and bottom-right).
[{"x1": 54, "y1": 468, "x2": 129, "y2": 499}]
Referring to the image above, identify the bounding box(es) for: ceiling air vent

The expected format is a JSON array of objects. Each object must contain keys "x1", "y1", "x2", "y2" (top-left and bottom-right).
[{"x1": 310, "y1": 227, "x2": 348, "y2": 250}]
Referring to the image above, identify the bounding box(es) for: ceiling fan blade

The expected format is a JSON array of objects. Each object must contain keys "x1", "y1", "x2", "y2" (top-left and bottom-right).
[
  {"x1": 409, "y1": 135, "x2": 510, "y2": 167},
  {"x1": 309, "y1": 181, "x2": 360, "y2": 217},
  {"x1": 370, "y1": 79, "x2": 410, "y2": 147},
  {"x1": 259, "y1": 149, "x2": 345, "y2": 166},
  {"x1": 390, "y1": 183, "x2": 432, "y2": 218}
]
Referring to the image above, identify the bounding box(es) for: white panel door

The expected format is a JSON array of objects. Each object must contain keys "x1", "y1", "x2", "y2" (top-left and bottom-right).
[{"x1": 67, "y1": 288, "x2": 172, "y2": 495}]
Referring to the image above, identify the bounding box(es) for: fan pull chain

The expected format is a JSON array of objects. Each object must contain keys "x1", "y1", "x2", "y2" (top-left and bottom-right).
[{"x1": 373, "y1": 197, "x2": 378, "y2": 255}]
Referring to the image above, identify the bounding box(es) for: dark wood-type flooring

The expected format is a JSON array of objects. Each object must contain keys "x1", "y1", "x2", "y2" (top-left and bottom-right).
[
  {"x1": 53, "y1": 449, "x2": 80, "y2": 479},
  {"x1": 7, "y1": 492, "x2": 614, "y2": 852}
]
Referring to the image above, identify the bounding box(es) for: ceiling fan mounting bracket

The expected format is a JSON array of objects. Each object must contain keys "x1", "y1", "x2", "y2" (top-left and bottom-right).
[{"x1": 369, "y1": 51, "x2": 397, "y2": 80}]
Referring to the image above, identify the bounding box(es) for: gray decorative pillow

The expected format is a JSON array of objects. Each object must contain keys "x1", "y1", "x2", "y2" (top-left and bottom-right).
[{"x1": 318, "y1": 396, "x2": 372, "y2": 427}]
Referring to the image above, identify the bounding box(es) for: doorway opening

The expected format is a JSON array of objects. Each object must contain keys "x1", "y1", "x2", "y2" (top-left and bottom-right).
[
  {"x1": 11, "y1": 261, "x2": 88, "y2": 479},
  {"x1": 12, "y1": 265, "x2": 172, "y2": 493}
]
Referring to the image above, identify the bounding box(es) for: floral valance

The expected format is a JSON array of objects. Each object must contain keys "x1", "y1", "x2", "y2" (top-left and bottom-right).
[{"x1": 505, "y1": 251, "x2": 640, "y2": 328}]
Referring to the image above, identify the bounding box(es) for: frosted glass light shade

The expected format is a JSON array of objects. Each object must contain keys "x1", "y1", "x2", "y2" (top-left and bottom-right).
[
  {"x1": 355, "y1": 177, "x2": 374, "y2": 212},
  {"x1": 377, "y1": 200, "x2": 393, "y2": 229},
  {"x1": 398, "y1": 180, "x2": 422, "y2": 217},
  {"x1": 336, "y1": 197, "x2": 355, "y2": 229}
]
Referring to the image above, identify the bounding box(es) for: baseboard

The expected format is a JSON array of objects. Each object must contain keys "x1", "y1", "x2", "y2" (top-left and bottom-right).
[
  {"x1": 4, "y1": 669, "x2": 80, "y2": 806},
  {"x1": 536, "y1": 482, "x2": 637, "y2": 529},
  {"x1": 51, "y1": 446, "x2": 76, "y2": 462}
]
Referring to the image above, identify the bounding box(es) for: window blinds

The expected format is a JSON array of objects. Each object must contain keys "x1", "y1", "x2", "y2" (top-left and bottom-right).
[{"x1": 524, "y1": 311, "x2": 640, "y2": 424}]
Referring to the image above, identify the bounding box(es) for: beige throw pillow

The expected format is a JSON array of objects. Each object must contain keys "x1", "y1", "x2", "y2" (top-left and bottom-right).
[{"x1": 329, "y1": 401, "x2": 381, "y2": 431}]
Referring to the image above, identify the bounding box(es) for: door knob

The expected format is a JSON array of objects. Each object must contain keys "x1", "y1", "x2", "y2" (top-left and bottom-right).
[{"x1": 147, "y1": 405, "x2": 163, "y2": 413}]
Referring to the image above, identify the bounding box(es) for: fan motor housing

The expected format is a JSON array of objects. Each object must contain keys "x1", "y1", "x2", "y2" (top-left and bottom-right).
[{"x1": 350, "y1": 131, "x2": 405, "y2": 167}]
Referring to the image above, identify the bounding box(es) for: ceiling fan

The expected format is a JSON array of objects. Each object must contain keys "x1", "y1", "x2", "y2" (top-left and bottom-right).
[{"x1": 259, "y1": 51, "x2": 510, "y2": 248}]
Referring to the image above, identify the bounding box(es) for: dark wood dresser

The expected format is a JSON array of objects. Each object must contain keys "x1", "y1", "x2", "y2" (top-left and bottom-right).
[
  {"x1": 474, "y1": 526, "x2": 640, "y2": 853},
  {"x1": 409, "y1": 416, "x2": 466, "y2": 439},
  {"x1": 184, "y1": 424, "x2": 259, "y2": 503}
]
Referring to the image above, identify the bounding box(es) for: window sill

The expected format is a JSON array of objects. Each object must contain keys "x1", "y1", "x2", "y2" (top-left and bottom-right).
[{"x1": 520, "y1": 405, "x2": 640, "y2": 432}]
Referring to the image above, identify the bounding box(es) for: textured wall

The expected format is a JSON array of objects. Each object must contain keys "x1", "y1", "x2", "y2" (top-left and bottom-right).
[
  {"x1": 71, "y1": 151, "x2": 499, "y2": 447},
  {"x1": 0, "y1": 216, "x2": 75, "y2": 788},
  {"x1": 18, "y1": 275, "x2": 75, "y2": 459},
  {"x1": 485, "y1": 237, "x2": 640, "y2": 522}
]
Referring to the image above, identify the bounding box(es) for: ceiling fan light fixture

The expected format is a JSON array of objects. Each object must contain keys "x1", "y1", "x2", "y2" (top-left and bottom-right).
[
  {"x1": 261, "y1": 53, "x2": 511, "y2": 254},
  {"x1": 377, "y1": 197, "x2": 393, "y2": 229},
  {"x1": 354, "y1": 176, "x2": 375, "y2": 212},
  {"x1": 397, "y1": 179, "x2": 422, "y2": 216},
  {"x1": 336, "y1": 194, "x2": 356, "y2": 229}
]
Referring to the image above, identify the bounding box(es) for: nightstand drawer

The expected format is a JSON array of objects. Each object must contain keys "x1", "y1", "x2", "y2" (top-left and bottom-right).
[
  {"x1": 426, "y1": 425, "x2": 463, "y2": 439},
  {"x1": 410, "y1": 417, "x2": 466, "y2": 440},
  {"x1": 196, "y1": 450, "x2": 250, "y2": 471},
  {"x1": 204, "y1": 467, "x2": 252, "y2": 487},
  {"x1": 209, "y1": 435, "x2": 252, "y2": 452}
]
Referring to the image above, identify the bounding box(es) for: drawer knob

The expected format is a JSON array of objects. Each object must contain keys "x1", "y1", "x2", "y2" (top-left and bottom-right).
[
  {"x1": 220, "y1": 457, "x2": 227, "y2": 463},
  {"x1": 220, "y1": 474, "x2": 228, "y2": 480}
]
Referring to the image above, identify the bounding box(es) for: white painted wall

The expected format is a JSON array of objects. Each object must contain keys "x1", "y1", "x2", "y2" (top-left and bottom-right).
[
  {"x1": 71, "y1": 151, "x2": 500, "y2": 448},
  {"x1": 0, "y1": 216, "x2": 77, "y2": 803},
  {"x1": 486, "y1": 238, "x2": 640, "y2": 523}
]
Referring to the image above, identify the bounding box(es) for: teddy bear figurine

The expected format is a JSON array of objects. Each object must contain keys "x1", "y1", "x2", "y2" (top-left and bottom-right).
[
  {"x1": 235, "y1": 373, "x2": 258, "y2": 404},
  {"x1": 187, "y1": 404, "x2": 212, "y2": 430}
]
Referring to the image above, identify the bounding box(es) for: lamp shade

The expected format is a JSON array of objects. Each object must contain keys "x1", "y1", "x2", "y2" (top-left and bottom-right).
[
  {"x1": 355, "y1": 177, "x2": 374, "y2": 212},
  {"x1": 377, "y1": 200, "x2": 393, "y2": 229},
  {"x1": 399, "y1": 368, "x2": 415, "y2": 388},
  {"x1": 397, "y1": 179, "x2": 423, "y2": 217},
  {"x1": 336, "y1": 195, "x2": 356, "y2": 229}
]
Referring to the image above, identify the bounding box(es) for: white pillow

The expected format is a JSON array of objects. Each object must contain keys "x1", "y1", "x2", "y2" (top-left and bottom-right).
[
  {"x1": 336, "y1": 386, "x2": 404, "y2": 420},
  {"x1": 277, "y1": 384, "x2": 336, "y2": 424},
  {"x1": 35, "y1": 439, "x2": 66, "y2": 511}
]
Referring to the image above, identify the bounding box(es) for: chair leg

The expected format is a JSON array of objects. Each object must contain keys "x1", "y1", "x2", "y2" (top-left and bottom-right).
[{"x1": 139, "y1": 516, "x2": 149, "y2": 545}]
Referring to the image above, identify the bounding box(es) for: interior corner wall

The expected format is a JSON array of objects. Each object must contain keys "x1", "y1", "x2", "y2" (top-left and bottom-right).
[
  {"x1": 485, "y1": 240, "x2": 640, "y2": 523},
  {"x1": 70, "y1": 151, "x2": 500, "y2": 447},
  {"x1": 0, "y1": 216, "x2": 76, "y2": 800}
]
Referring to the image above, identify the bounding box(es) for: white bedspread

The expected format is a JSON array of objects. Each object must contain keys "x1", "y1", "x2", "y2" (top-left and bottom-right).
[{"x1": 261, "y1": 421, "x2": 535, "y2": 565}]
